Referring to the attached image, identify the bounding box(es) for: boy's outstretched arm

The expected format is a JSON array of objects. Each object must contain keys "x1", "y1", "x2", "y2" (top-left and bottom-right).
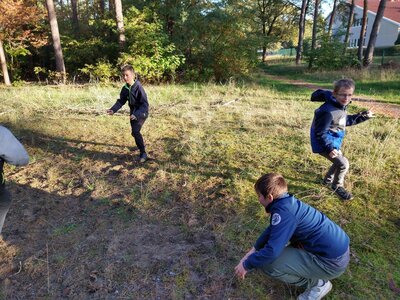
[
  {"x1": 235, "y1": 247, "x2": 256, "y2": 279},
  {"x1": 346, "y1": 110, "x2": 374, "y2": 126},
  {"x1": 0, "y1": 126, "x2": 29, "y2": 166}
]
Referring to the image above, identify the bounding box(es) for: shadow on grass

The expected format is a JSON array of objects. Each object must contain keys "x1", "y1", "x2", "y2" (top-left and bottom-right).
[{"x1": 3, "y1": 122, "x2": 143, "y2": 169}]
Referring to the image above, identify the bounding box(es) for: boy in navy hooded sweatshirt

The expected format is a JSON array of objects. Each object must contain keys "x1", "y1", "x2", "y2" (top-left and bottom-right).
[
  {"x1": 235, "y1": 173, "x2": 350, "y2": 300},
  {"x1": 107, "y1": 65, "x2": 149, "y2": 162},
  {"x1": 310, "y1": 79, "x2": 373, "y2": 200}
]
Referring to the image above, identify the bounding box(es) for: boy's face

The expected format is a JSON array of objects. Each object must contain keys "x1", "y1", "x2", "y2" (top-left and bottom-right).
[
  {"x1": 257, "y1": 192, "x2": 272, "y2": 208},
  {"x1": 333, "y1": 87, "x2": 354, "y2": 106},
  {"x1": 122, "y1": 70, "x2": 134, "y2": 85}
]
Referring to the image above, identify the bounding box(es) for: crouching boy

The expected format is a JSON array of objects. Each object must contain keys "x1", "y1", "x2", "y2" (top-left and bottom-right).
[{"x1": 235, "y1": 173, "x2": 350, "y2": 300}]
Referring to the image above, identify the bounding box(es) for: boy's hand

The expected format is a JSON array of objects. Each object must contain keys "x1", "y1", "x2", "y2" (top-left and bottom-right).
[
  {"x1": 235, "y1": 261, "x2": 247, "y2": 280},
  {"x1": 329, "y1": 149, "x2": 339, "y2": 159},
  {"x1": 365, "y1": 110, "x2": 374, "y2": 118},
  {"x1": 106, "y1": 109, "x2": 114, "y2": 115},
  {"x1": 130, "y1": 114, "x2": 137, "y2": 120}
]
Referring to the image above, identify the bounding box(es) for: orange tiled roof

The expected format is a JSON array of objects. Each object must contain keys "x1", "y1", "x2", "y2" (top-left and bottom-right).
[{"x1": 354, "y1": 0, "x2": 400, "y2": 23}]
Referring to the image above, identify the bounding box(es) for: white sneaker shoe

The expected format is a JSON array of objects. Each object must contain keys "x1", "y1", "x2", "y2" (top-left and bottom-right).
[{"x1": 297, "y1": 280, "x2": 332, "y2": 300}]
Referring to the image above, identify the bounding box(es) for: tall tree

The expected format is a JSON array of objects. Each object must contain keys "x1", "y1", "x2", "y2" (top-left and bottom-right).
[
  {"x1": 114, "y1": 0, "x2": 126, "y2": 48},
  {"x1": 71, "y1": 0, "x2": 79, "y2": 35},
  {"x1": 296, "y1": 0, "x2": 308, "y2": 64},
  {"x1": 46, "y1": 0, "x2": 66, "y2": 83},
  {"x1": 357, "y1": 0, "x2": 367, "y2": 62},
  {"x1": 0, "y1": 0, "x2": 46, "y2": 84},
  {"x1": 363, "y1": 0, "x2": 387, "y2": 66},
  {"x1": 255, "y1": 0, "x2": 296, "y2": 62},
  {"x1": 0, "y1": 40, "x2": 11, "y2": 85},
  {"x1": 309, "y1": 0, "x2": 320, "y2": 68},
  {"x1": 327, "y1": 0, "x2": 338, "y2": 37},
  {"x1": 343, "y1": 0, "x2": 355, "y2": 54}
]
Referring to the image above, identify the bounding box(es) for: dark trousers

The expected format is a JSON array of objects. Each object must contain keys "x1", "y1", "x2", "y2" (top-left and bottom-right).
[
  {"x1": 319, "y1": 151, "x2": 349, "y2": 187},
  {"x1": 130, "y1": 117, "x2": 147, "y2": 154},
  {"x1": 0, "y1": 188, "x2": 11, "y2": 234}
]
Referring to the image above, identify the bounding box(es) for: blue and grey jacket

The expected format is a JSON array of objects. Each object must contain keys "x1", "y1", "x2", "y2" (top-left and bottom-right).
[
  {"x1": 0, "y1": 126, "x2": 29, "y2": 191},
  {"x1": 243, "y1": 193, "x2": 349, "y2": 271},
  {"x1": 109, "y1": 80, "x2": 149, "y2": 119},
  {"x1": 310, "y1": 90, "x2": 370, "y2": 153}
]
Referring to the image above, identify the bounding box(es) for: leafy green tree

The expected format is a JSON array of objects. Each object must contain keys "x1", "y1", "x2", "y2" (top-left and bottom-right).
[{"x1": 117, "y1": 7, "x2": 184, "y2": 82}]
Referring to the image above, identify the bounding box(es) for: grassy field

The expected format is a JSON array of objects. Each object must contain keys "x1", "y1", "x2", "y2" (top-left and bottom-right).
[
  {"x1": 0, "y1": 75, "x2": 399, "y2": 299},
  {"x1": 260, "y1": 61, "x2": 400, "y2": 104}
]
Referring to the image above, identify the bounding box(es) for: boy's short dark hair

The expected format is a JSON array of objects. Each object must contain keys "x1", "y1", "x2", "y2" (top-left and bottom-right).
[
  {"x1": 333, "y1": 78, "x2": 355, "y2": 92},
  {"x1": 121, "y1": 64, "x2": 134, "y2": 73},
  {"x1": 254, "y1": 173, "x2": 288, "y2": 199}
]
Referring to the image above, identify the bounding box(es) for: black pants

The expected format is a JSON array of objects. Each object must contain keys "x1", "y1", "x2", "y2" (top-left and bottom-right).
[
  {"x1": 0, "y1": 188, "x2": 11, "y2": 234},
  {"x1": 130, "y1": 117, "x2": 147, "y2": 154}
]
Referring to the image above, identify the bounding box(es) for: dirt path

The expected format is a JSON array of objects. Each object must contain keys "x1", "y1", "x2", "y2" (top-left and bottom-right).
[{"x1": 265, "y1": 74, "x2": 400, "y2": 119}]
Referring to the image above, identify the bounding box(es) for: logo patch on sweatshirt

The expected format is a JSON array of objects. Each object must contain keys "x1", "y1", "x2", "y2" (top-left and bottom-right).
[{"x1": 271, "y1": 213, "x2": 281, "y2": 225}]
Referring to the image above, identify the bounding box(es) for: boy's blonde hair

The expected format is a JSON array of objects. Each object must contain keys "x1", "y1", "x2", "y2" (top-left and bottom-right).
[
  {"x1": 333, "y1": 78, "x2": 355, "y2": 92},
  {"x1": 254, "y1": 173, "x2": 288, "y2": 199}
]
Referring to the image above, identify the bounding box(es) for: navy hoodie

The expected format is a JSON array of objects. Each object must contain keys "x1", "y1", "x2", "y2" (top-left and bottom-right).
[
  {"x1": 310, "y1": 90, "x2": 370, "y2": 153},
  {"x1": 110, "y1": 80, "x2": 149, "y2": 119},
  {"x1": 243, "y1": 193, "x2": 349, "y2": 271}
]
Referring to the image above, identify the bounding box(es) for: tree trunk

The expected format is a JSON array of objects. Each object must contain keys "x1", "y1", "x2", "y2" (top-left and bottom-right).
[
  {"x1": 357, "y1": 0, "x2": 368, "y2": 62},
  {"x1": 327, "y1": 0, "x2": 338, "y2": 37},
  {"x1": 71, "y1": 0, "x2": 79, "y2": 36},
  {"x1": 114, "y1": 0, "x2": 126, "y2": 48},
  {"x1": 363, "y1": 0, "x2": 387, "y2": 67},
  {"x1": 262, "y1": 21, "x2": 267, "y2": 62},
  {"x1": 296, "y1": 0, "x2": 308, "y2": 64},
  {"x1": 99, "y1": 0, "x2": 105, "y2": 17},
  {"x1": 109, "y1": 0, "x2": 115, "y2": 15},
  {"x1": 343, "y1": 0, "x2": 355, "y2": 54},
  {"x1": 309, "y1": 0, "x2": 320, "y2": 69},
  {"x1": 0, "y1": 40, "x2": 11, "y2": 86},
  {"x1": 46, "y1": 0, "x2": 66, "y2": 83}
]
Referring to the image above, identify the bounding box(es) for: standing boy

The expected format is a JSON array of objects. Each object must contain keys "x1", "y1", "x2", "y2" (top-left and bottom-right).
[
  {"x1": 107, "y1": 65, "x2": 149, "y2": 162},
  {"x1": 0, "y1": 125, "x2": 29, "y2": 234},
  {"x1": 235, "y1": 173, "x2": 350, "y2": 300},
  {"x1": 310, "y1": 79, "x2": 373, "y2": 200}
]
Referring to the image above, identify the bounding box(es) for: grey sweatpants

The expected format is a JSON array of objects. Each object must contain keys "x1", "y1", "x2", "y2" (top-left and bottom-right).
[
  {"x1": 260, "y1": 246, "x2": 349, "y2": 289},
  {"x1": 0, "y1": 189, "x2": 11, "y2": 234},
  {"x1": 319, "y1": 151, "x2": 349, "y2": 187}
]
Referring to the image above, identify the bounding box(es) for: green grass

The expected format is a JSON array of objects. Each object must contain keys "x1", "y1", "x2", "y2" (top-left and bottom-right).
[
  {"x1": 0, "y1": 79, "x2": 399, "y2": 299},
  {"x1": 260, "y1": 62, "x2": 400, "y2": 104}
]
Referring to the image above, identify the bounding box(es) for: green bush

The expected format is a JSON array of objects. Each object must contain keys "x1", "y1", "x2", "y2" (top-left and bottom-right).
[
  {"x1": 79, "y1": 60, "x2": 118, "y2": 83},
  {"x1": 118, "y1": 7, "x2": 185, "y2": 82},
  {"x1": 304, "y1": 36, "x2": 359, "y2": 70}
]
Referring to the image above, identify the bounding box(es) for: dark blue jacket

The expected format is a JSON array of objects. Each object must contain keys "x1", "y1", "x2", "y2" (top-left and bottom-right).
[
  {"x1": 110, "y1": 80, "x2": 149, "y2": 119},
  {"x1": 310, "y1": 90, "x2": 369, "y2": 153},
  {"x1": 243, "y1": 193, "x2": 349, "y2": 271}
]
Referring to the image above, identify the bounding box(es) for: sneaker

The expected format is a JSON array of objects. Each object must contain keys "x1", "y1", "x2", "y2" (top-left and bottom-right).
[
  {"x1": 139, "y1": 152, "x2": 147, "y2": 163},
  {"x1": 332, "y1": 186, "x2": 353, "y2": 201},
  {"x1": 297, "y1": 280, "x2": 332, "y2": 300},
  {"x1": 321, "y1": 179, "x2": 332, "y2": 187}
]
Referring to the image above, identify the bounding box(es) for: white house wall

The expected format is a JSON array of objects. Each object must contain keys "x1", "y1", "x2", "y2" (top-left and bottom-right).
[{"x1": 349, "y1": 6, "x2": 400, "y2": 48}]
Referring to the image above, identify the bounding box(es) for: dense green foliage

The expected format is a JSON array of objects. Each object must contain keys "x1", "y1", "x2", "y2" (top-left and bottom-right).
[
  {"x1": 304, "y1": 36, "x2": 359, "y2": 70},
  {"x1": 0, "y1": 0, "x2": 301, "y2": 83}
]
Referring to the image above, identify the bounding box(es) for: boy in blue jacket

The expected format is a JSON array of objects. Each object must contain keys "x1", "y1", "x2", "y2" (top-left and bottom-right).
[
  {"x1": 235, "y1": 173, "x2": 350, "y2": 300},
  {"x1": 0, "y1": 125, "x2": 29, "y2": 235},
  {"x1": 107, "y1": 65, "x2": 149, "y2": 162},
  {"x1": 310, "y1": 79, "x2": 373, "y2": 200}
]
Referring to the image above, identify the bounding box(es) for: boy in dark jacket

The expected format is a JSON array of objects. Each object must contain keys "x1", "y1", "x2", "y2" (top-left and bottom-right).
[
  {"x1": 235, "y1": 173, "x2": 350, "y2": 300},
  {"x1": 0, "y1": 125, "x2": 29, "y2": 234},
  {"x1": 310, "y1": 79, "x2": 373, "y2": 200},
  {"x1": 107, "y1": 65, "x2": 149, "y2": 162}
]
